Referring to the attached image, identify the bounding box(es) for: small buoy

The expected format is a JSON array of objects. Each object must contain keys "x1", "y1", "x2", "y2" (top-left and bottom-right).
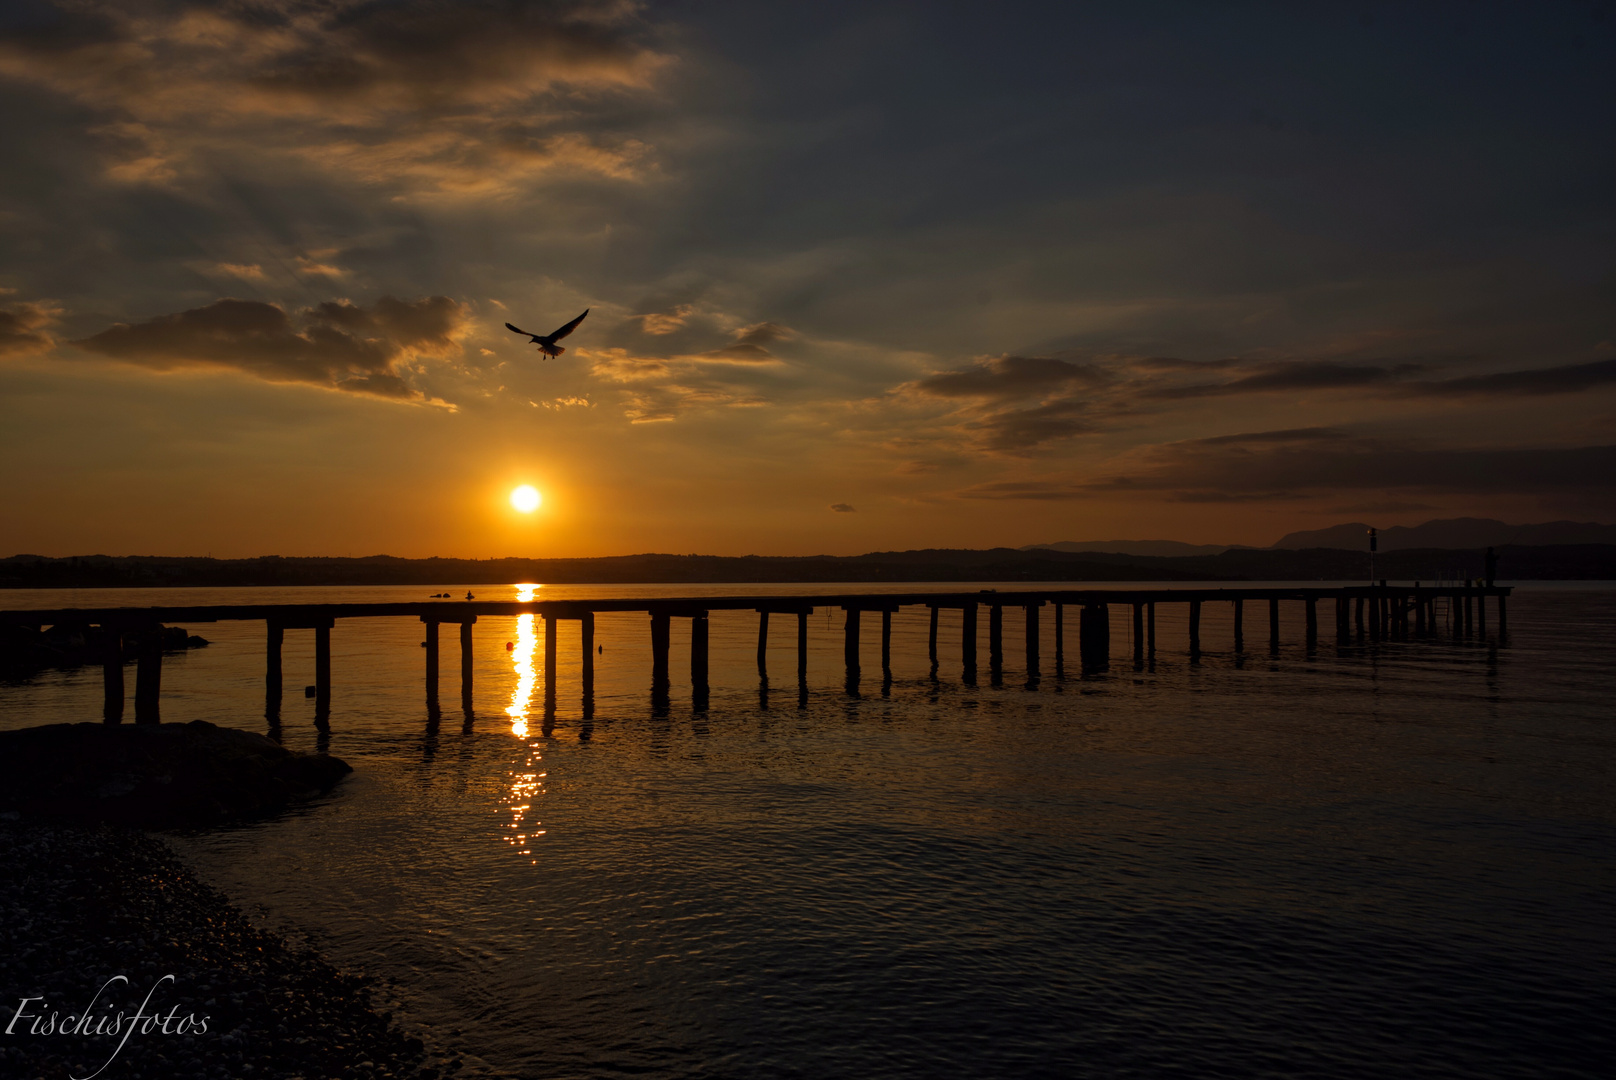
[
  {"x1": 598, "y1": 644, "x2": 603, "y2": 654},
  {"x1": 506, "y1": 641, "x2": 515, "y2": 651},
  {"x1": 304, "y1": 685, "x2": 316, "y2": 698},
  {"x1": 420, "y1": 641, "x2": 427, "y2": 648},
  {"x1": 465, "y1": 592, "x2": 475, "y2": 600}
]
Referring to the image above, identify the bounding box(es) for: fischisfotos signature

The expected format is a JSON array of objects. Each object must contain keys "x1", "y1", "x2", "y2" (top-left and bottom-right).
[{"x1": 6, "y1": 974, "x2": 210, "y2": 1080}]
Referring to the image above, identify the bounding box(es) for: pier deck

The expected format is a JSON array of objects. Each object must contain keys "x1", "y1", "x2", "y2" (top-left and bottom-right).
[{"x1": 2, "y1": 583, "x2": 1511, "y2": 723}]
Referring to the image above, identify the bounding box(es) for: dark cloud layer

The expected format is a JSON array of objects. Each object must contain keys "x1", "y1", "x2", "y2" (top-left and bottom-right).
[
  {"x1": 1410, "y1": 357, "x2": 1616, "y2": 397},
  {"x1": 71, "y1": 295, "x2": 466, "y2": 398},
  {"x1": 959, "y1": 429, "x2": 1616, "y2": 502},
  {"x1": 0, "y1": 302, "x2": 56, "y2": 357},
  {"x1": 915, "y1": 355, "x2": 1102, "y2": 399}
]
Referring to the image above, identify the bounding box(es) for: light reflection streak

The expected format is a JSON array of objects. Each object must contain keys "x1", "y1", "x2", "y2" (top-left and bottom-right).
[
  {"x1": 502, "y1": 584, "x2": 545, "y2": 861},
  {"x1": 506, "y1": 584, "x2": 540, "y2": 737}
]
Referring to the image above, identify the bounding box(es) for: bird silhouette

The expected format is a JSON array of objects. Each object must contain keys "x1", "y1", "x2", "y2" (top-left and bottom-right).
[{"x1": 506, "y1": 310, "x2": 589, "y2": 358}]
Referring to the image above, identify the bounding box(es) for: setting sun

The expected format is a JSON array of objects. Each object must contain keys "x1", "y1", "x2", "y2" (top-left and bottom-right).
[{"x1": 510, "y1": 485, "x2": 542, "y2": 513}]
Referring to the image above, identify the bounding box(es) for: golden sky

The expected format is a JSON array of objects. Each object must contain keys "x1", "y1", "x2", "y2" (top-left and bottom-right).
[{"x1": 2, "y1": 1, "x2": 1613, "y2": 557}]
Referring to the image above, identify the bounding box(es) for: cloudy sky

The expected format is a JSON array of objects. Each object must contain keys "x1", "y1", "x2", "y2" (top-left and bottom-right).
[{"x1": 1, "y1": 0, "x2": 1612, "y2": 557}]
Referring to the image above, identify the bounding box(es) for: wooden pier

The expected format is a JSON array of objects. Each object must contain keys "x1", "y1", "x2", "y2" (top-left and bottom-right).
[{"x1": 1, "y1": 583, "x2": 1511, "y2": 723}]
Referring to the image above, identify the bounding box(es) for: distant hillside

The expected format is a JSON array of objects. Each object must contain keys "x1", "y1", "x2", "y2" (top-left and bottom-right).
[
  {"x1": 1021, "y1": 539, "x2": 1234, "y2": 557},
  {"x1": 1272, "y1": 518, "x2": 1616, "y2": 551},
  {"x1": 0, "y1": 549, "x2": 1212, "y2": 590},
  {"x1": 3, "y1": 542, "x2": 1614, "y2": 589}
]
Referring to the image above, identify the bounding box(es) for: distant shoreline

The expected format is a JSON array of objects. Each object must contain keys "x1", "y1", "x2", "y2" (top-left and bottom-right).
[{"x1": 4, "y1": 543, "x2": 1615, "y2": 588}]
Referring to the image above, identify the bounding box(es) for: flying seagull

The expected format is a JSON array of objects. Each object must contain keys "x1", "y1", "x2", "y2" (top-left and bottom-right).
[{"x1": 506, "y1": 309, "x2": 589, "y2": 358}]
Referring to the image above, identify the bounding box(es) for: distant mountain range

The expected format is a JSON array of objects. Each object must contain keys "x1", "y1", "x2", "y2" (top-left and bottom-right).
[
  {"x1": 1270, "y1": 518, "x2": 1616, "y2": 551},
  {"x1": 1027, "y1": 518, "x2": 1616, "y2": 556},
  {"x1": 5, "y1": 538, "x2": 1616, "y2": 588},
  {"x1": 1019, "y1": 539, "x2": 1246, "y2": 558}
]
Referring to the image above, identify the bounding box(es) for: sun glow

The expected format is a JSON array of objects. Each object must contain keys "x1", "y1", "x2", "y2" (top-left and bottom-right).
[{"x1": 510, "y1": 485, "x2": 542, "y2": 513}]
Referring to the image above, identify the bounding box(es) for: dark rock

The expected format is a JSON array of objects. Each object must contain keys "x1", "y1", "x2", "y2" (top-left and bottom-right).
[{"x1": 0, "y1": 720, "x2": 351, "y2": 828}]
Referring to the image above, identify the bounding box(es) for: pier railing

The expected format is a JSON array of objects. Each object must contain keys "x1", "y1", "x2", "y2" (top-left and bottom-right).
[{"x1": 2, "y1": 583, "x2": 1511, "y2": 723}]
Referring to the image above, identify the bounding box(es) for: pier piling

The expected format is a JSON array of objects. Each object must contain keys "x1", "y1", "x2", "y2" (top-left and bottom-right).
[
  {"x1": 422, "y1": 618, "x2": 438, "y2": 703},
  {"x1": 263, "y1": 622, "x2": 283, "y2": 717},
  {"x1": 1079, "y1": 604, "x2": 1110, "y2": 672},
  {"x1": 1269, "y1": 599, "x2": 1280, "y2": 650},
  {"x1": 544, "y1": 614, "x2": 557, "y2": 700},
  {"x1": 844, "y1": 608, "x2": 860, "y2": 677},
  {"x1": 797, "y1": 610, "x2": 808, "y2": 680},
  {"x1": 1305, "y1": 598, "x2": 1318, "y2": 648},
  {"x1": 962, "y1": 602, "x2": 977, "y2": 681},
  {"x1": 134, "y1": 627, "x2": 161, "y2": 724},
  {"x1": 1132, "y1": 602, "x2": 1145, "y2": 667},
  {"x1": 103, "y1": 626, "x2": 125, "y2": 723},
  {"x1": 757, "y1": 611, "x2": 769, "y2": 674},
  {"x1": 692, "y1": 613, "x2": 710, "y2": 692},
  {"x1": 989, "y1": 604, "x2": 1003, "y2": 679},
  {"x1": 315, "y1": 623, "x2": 332, "y2": 714},
  {"x1": 1233, "y1": 599, "x2": 1244, "y2": 652},
  {"x1": 928, "y1": 605, "x2": 939, "y2": 666},
  {"x1": 1188, "y1": 600, "x2": 1202, "y2": 661},
  {"x1": 581, "y1": 612, "x2": 595, "y2": 701},
  {"x1": 651, "y1": 613, "x2": 671, "y2": 685},
  {"x1": 1025, "y1": 603, "x2": 1041, "y2": 676},
  {"x1": 458, "y1": 619, "x2": 473, "y2": 704}
]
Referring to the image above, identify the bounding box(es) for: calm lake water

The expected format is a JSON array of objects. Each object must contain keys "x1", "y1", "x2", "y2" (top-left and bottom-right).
[{"x1": 3, "y1": 582, "x2": 1613, "y2": 1079}]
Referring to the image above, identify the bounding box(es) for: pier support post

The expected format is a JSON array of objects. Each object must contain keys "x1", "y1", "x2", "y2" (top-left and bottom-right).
[
  {"x1": 265, "y1": 622, "x2": 283, "y2": 718},
  {"x1": 1147, "y1": 602, "x2": 1156, "y2": 659},
  {"x1": 797, "y1": 611, "x2": 809, "y2": 680},
  {"x1": 1188, "y1": 600, "x2": 1201, "y2": 661},
  {"x1": 1463, "y1": 589, "x2": 1474, "y2": 636},
  {"x1": 1054, "y1": 603, "x2": 1065, "y2": 671},
  {"x1": 544, "y1": 614, "x2": 558, "y2": 700},
  {"x1": 843, "y1": 608, "x2": 860, "y2": 677},
  {"x1": 1132, "y1": 603, "x2": 1144, "y2": 666},
  {"x1": 103, "y1": 626, "x2": 125, "y2": 724},
  {"x1": 1269, "y1": 598, "x2": 1280, "y2": 650},
  {"x1": 1497, "y1": 594, "x2": 1508, "y2": 639},
  {"x1": 422, "y1": 619, "x2": 439, "y2": 703},
  {"x1": 928, "y1": 606, "x2": 939, "y2": 666},
  {"x1": 1079, "y1": 604, "x2": 1110, "y2": 672},
  {"x1": 962, "y1": 603, "x2": 977, "y2": 681},
  {"x1": 581, "y1": 612, "x2": 595, "y2": 702},
  {"x1": 458, "y1": 618, "x2": 473, "y2": 704},
  {"x1": 1025, "y1": 603, "x2": 1040, "y2": 677},
  {"x1": 134, "y1": 626, "x2": 162, "y2": 724},
  {"x1": 1337, "y1": 596, "x2": 1349, "y2": 642},
  {"x1": 757, "y1": 611, "x2": 769, "y2": 674},
  {"x1": 1477, "y1": 593, "x2": 1487, "y2": 637},
  {"x1": 651, "y1": 613, "x2": 671, "y2": 684},
  {"x1": 1355, "y1": 597, "x2": 1365, "y2": 638},
  {"x1": 989, "y1": 605, "x2": 1003, "y2": 678},
  {"x1": 1305, "y1": 598, "x2": 1317, "y2": 648},
  {"x1": 315, "y1": 622, "x2": 332, "y2": 712},
  {"x1": 691, "y1": 613, "x2": 709, "y2": 693},
  {"x1": 1233, "y1": 599, "x2": 1244, "y2": 652},
  {"x1": 882, "y1": 609, "x2": 893, "y2": 676}
]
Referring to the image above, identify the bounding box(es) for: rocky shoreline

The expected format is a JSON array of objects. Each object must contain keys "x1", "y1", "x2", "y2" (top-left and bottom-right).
[
  {"x1": 0, "y1": 722, "x2": 468, "y2": 1080},
  {"x1": 0, "y1": 819, "x2": 469, "y2": 1080}
]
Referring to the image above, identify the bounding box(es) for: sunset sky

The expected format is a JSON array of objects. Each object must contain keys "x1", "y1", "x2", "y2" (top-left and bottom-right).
[{"x1": 2, "y1": 1, "x2": 1613, "y2": 558}]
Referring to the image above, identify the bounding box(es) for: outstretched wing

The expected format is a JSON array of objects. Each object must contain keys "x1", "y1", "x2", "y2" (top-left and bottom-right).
[
  {"x1": 505, "y1": 322, "x2": 542, "y2": 340},
  {"x1": 547, "y1": 309, "x2": 589, "y2": 341}
]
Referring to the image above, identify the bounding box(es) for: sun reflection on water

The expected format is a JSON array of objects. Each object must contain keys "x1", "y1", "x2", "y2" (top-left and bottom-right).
[
  {"x1": 506, "y1": 584, "x2": 540, "y2": 738},
  {"x1": 503, "y1": 584, "x2": 545, "y2": 861}
]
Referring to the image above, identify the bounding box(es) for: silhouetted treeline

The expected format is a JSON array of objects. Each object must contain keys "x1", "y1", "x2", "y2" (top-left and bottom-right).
[{"x1": 3, "y1": 544, "x2": 1613, "y2": 589}]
